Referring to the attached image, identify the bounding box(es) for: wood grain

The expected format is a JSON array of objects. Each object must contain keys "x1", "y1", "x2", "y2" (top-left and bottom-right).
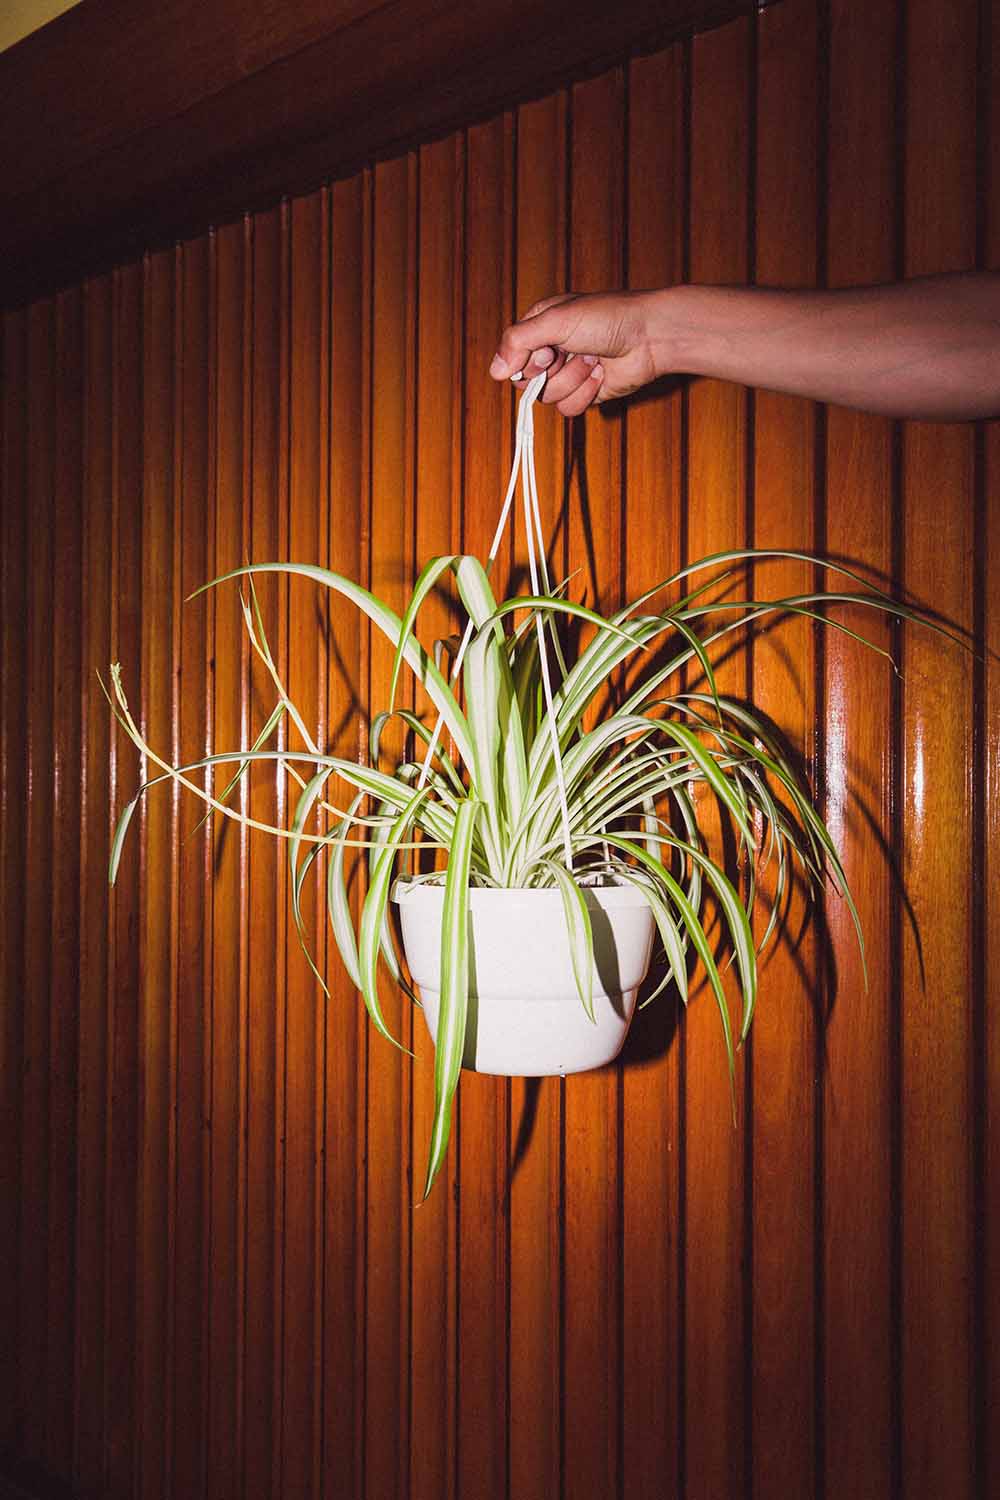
[
  {"x1": 562, "y1": 65, "x2": 626, "y2": 1500},
  {"x1": 323, "y1": 171, "x2": 368, "y2": 1500},
  {"x1": 47, "y1": 286, "x2": 83, "y2": 1478},
  {"x1": 684, "y1": 19, "x2": 751, "y2": 1500},
  {"x1": 508, "y1": 89, "x2": 568, "y2": 1500},
  {"x1": 106, "y1": 259, "x2": 143, "y2": 1500},
  {"x1": 74, "y1": 273, "x2": 114, "y2": 1498},
  {"x1": 20, "y1": 297, "x2": 56, "y2": 1472},
  {"x1": 207, "y1": 216, "x2": 249, "y2": 1500},
  {"x1": 750, "y1": 4, "x2": 819, "y2": 1495},
  {"x1": 821, "y1": 3, "x2": 897, "y2": 1495},
  {"x1": 243, "y1": 202, "x2": 285, "y2": 1500},
  {"x1": 281, "y1": 187, "x2": 329, "y2": 1500},
  {"x1": 408, "y1": 133, "x2": 461, "y2": 1500},
  {"x1": 984, "y1": 10, "x2": 1000, "y2": 1497},
  {"x1": 136, "y1": 246, "x2": 176, "y2": 1500},
  {"x1": 0, "y1": 306, "x2": 28, "y2": 1465},
  {"x1": 364, "y1": 152, "x2": 415, "y2": 1500},
  {"x1": 900, "y1": 2, "x2": 977, "y2": 1496},
  {"x1": 174, "y1": 233, "x2": 215, "y2": 1500},
  {"x1": 620, "y1": 43, "x2": 686, "y2": 1500},
  {"x1": 456, "y1": 113, "x2": 513, "y2": 1500},
  {"x1": 0, "y1": 13, "x2": 996, "y2": 1500},
  {"x1": 0, "y1": 1, "x2": 759, "y2": 311}
]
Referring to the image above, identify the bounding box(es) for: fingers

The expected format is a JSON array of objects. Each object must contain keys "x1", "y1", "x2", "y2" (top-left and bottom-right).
[
  {"x1": 490, "y1": 296, "x2": 583, "y2": 381},
  {"x1": 530, "y1": 353, "x2": 601, "y2": 413},
  {"x1": 552, "y1": 361, "x2": 604, "y2": 416},
  {"x1": 490, "y1": 343, "x2": 570, "y2": 384}
]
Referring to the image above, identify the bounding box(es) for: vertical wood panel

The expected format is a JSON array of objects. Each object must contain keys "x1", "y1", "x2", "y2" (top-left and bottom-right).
[
  {"x1": 822, "y1": 3, "x2": 898, "y2": 1496},
  {"x1": 323, "y1": 170, "x2": 367, "y2": 1500},
  {"x1": 901, "y1": 2, "x2": 977, "y2": 1496},
  {"x1": 750, "y1": 4, "x2": 819, "y2": 1496},
  {"x1": 563, "y1": 65, "x2": 626, "y2": 1500},
  {"x1": 457, "y1": 113, "x2": 513, "y2": 1500},
  {"x1": 365, "y1": 152, "x2": 415, "y2": 1500},
  {"x1": 172, "y1": 233, "x2": 213, "y2": 1500},
  {"x1": 509, "y1": 89, "x2": 567, "y2": 1500},
  {"x1": 282, "y1": 187, "x2": 329, "y2": 1500},
  {"x1": 409, "y1": 134, "x2": 461, "y2": 1500},
  {"x1": 684, "y1": 19, "x2": 751, "y2": 1500},
  {"x1": 107, "y1": 259, "x2": 143, "y2": 1500},
  {"x1": 74, "y1": 274, "x2": 114, "y2": 1499},
  {"x1": 1, "y1": 307, "x2": 28, "y2": 1461},
  {"x1": 136, "y1": 246, "x2": 175, "y2": 1500},
  {"x1": 621, "y1": 44, "x2": 686, "y2": 1500},
  {"x1": 244, "y1": 202, "x2": 284, "y2": 1500},
  {"x1": 207, "y1": 216, "x2": 249, "y2": 1500},
  {"x1": 1, "y1": 17, "x2": 997, "y2": 1500},
  {"x1": 984, "y1": 11, "x2": 1000, "y2": 1497},
  {"x1": 20, "y1": 297, "x2": 56, "y2": 1471},
  {"x1": 47, "y1": 286, "x2": 84, "y2": 1478}
]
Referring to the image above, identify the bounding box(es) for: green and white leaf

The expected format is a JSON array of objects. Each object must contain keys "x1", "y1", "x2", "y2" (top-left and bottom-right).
[{"x1": 423, "y1": 799, "x2": 480, "y2": 1199}]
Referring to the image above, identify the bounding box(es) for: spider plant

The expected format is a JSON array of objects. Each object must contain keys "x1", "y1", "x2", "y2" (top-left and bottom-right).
[
  {"x1": 106, "y1": 532, "x2": 944, "y2": 1198},
  {"x1": 108, "y1": 374, "x2": 959, "y2": 1196}
]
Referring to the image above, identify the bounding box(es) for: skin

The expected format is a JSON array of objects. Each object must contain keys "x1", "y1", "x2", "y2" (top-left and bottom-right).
[{"x1": 489, "y1": 273, "x2": 1000, "y2": 421}]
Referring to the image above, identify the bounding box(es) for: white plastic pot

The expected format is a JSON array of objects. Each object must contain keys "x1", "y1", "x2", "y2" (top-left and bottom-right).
[{"x1": 393, "y1": 881, "x2": 655, "y2": 1077}]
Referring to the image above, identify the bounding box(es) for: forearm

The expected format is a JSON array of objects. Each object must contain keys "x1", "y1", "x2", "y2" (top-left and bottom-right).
[{"x1": 643, "y1": 274, "x2": 1000, "y2": 420}]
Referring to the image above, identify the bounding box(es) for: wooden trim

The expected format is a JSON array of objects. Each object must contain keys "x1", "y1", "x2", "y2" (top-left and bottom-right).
[{"x1": 0, "y1": 0, "x2": 758, "y2": 309}]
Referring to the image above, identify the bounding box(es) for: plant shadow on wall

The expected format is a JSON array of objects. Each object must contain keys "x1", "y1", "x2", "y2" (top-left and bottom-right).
[{"x1": 105, "y1": 376, "x2": 964, "y2": 1202}]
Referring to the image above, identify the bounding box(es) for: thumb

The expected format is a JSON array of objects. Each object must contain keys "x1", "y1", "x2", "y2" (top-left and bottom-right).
[{"x1": 491, "y1": 295, "x2": 584, "y2": 377}]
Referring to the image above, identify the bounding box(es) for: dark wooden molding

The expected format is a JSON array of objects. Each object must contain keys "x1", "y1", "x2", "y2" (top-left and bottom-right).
[{"x1": 1, "y1": 0, "x2": 759, "y2": 309}]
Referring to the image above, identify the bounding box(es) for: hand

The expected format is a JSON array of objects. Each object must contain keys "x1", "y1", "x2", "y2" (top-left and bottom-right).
[{"x1": 489, "y1": 291, "x2": 664, "y2": 415}]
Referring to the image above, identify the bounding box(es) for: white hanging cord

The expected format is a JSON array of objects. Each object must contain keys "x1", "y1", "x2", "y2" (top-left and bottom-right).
[
  {"x1": 415, "y1": 374, "x2": 542, "y2": 791},
  {"x1": 415, "y1": 374, "x2": 575, "y2": 872},
  {"x1": 522, "y1": 381, "x2": 568, "y2": 679},
  {"x1": 518, "y1": 389, "x2": 575, "y2": 870}
]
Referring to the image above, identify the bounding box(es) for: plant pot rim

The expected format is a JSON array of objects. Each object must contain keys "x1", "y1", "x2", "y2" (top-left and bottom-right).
[{"x1": 392, "y1": 876, "x2": 651, "y2": 910}]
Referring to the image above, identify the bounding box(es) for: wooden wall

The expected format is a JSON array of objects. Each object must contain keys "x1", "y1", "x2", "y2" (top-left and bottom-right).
[{"x1": 1, "y1": 2, "x2": 996, "y2": 1497}]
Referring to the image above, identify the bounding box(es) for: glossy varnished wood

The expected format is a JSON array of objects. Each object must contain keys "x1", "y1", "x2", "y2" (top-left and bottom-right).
[
  {"x1": 562, "y1": 65, "x2": 627, "y2": 1500},
  {"x1": 75, "y1": 273, "x2": 115, "y2": 1499},
  {"x1": 324, "y1": 173, "x2": 368, "y2": 1500},
  {"x1": 750, "y1": 4, "x2": 819, "y2": 1495},
  {"x1": 1, "y1": 9, "x2": 996, "y2": 1500},
  {"x1": 620, "y1": 43, "x2": 686, "y2": 1500},
  {"x1": 207, "y1": 217, "x2": 250, "y2": 1500},
  {"x1": 21, "y1": 297, "x2": 57, "y2": 1471},
  {"x1": 985, "y1": 11, "x2": 1000, "y2": 1498},
  {"x1": 821, "y1": 3, "x2": 898, "y2": 1495},
  {"x1": 242, "y1": 204, "x2": 284, "y2": 1500},
  {"x1": 683, "y1": 19, "x2": 751, "y2": 1500},
  {"x1": 136, "y1": 246, "x2": 176, "y2": 1500},
  {"x1": 0, "y1": 306, "x2": 28, "y2": 1465},
  {"x1": 47, "y1": 286, "x2": 83, "y2": 1479},
  {"x1": 0, "y1": 0, "x2": 759, "y2": 311},
  {"x1": 900, "y1": 5, "x2": 978, "y2": 1495},
  {"x1": 408, "y1": 133, "x2": 461, "y2": 1500},
  {"x1": 457, "y1": 112, "x2": 514, "y2": 1500},
  {"x1": 107, "y1": 259, "x2": 144, "y2": 1500},
  {"x1": 364, "y1": 153, "x2": 416, "y2": 1500},
  {"x1": 509, "y1": 91, "x2": 567, "y2": 1500}
]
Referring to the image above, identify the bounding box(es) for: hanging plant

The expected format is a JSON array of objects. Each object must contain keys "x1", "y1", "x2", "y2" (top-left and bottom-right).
[{"x1": 106, "y1": 376, "x2": 949, "y2": 1197}]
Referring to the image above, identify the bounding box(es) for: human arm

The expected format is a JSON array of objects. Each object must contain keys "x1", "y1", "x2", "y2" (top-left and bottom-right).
[{"x1": 488, "y1": 274, "x2": 1000, "y2": 420}]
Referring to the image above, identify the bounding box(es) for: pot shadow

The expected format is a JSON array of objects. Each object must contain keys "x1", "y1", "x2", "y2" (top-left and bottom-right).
[
  {"x1": 503, "y1": 685, "x2": 934, "y2": 1192},
  {"x1": 504, "y1": 963, "x2": 684, "y2": 1197},
  {"x1": 463, "y1": 923, "x2": 480, "y2": 1070}
]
